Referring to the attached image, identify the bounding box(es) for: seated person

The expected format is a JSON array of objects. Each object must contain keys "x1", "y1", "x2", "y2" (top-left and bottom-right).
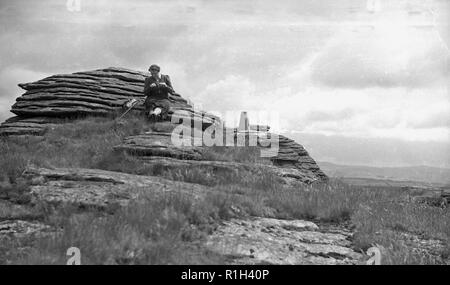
[{"x1": 143, "y1": 64, "x2": 175, "y2": 120}]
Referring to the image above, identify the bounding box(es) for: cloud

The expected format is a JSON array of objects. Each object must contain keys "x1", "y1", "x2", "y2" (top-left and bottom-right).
[
  {"x1": 193, "y1": 75, "x2": 257, "y2": 111},
  {"x1": 289, "y1": 132, "x2": 450, "y2": 167},
  {"x1": 239, "y1": 85, "x2": 450, "y2": 141},
  {"x1": 406, "y1": 110, "x2": 450, "y2": 129},
  {"x1": 0, "y1": 0, "x2": 449, "y2": 150},
  {"x1": 304, "y1": 108, "x2": 356, "y2": 123},
  {"x1": 311, "y1": 25, "x2": 449, "y2": 89}
]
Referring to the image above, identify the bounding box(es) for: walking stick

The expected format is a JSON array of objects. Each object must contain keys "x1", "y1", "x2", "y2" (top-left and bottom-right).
[{"x1": 117, "y1": 98, "x2": 140, "y2": 120}]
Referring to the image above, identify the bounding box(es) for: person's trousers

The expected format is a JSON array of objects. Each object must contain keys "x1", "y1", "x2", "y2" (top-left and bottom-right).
[{"x1": 144, "y1": 98, "x2": 171, "y2": 121}]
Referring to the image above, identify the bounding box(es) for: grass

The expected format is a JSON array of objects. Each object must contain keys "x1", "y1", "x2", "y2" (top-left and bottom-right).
[
  {"x1": 0, "y1": 116, "x2": 142, "y2": 182},
  {"x1": 0, "y1": 190, "x2": 228, "y2": 265},
  {"x1": 201, "y1": 145, "x2": 267, "y2": 163},
  {"x1": 351, "y1": 197, "x2": 450, "y2": 264},
  {"x1": 4, "y1": 181, "x2": 446, "y2": 265},
  {"x1": 1, "y1": 115, "x2": 449, "y2": 264},
  {"x1": 96, "y1": 151, "x2": 283, "y2": 190}
]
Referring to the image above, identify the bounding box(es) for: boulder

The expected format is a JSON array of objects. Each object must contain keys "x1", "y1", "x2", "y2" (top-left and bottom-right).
[
  {"x1": 1, "y1": 67, "x2": 327, "y2": 183},
  {"x1": 1, "y1": 67, "x2": 219, "y2": 136},
  {"x1": 271, "y1": 134, "x2": 328, "y2": 181},
  {"x1": 206, "y1": 217, "x2": 363, "y2": 265},
  {"x1": 114, "y1": 132, "x2": 205, "y2": 160},
  {"x1": 12, "y1": 67, "x2": 189, "y2": 116},
  {"x1": 23, "y1": 167, "x2": 213, "y2": 209},
  {"x1": 116, "y1": 130, "x2": 327, "y2": 184},
  {"x1": 135, "y1": 156, "x2": 318, "y2": 185},
  {"x1": 0, "y1": 220, "x2": 52, "y2": 238}
]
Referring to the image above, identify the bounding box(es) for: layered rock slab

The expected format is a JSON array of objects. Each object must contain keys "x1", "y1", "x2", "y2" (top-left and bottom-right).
[
  {"x1": 116, "y1": 130, "x2": 328, "y2": 184},
  {"x1": 12, "y1": 67, "x2": 190, "y2": 116},
  {"x1": 23, "y1": 167, "x2": 212, "y2": 208},
  {"x1": 206, "y1": 217, "x2": 363, "y2": 265},
  {"x1": 0, "y1": 117, "x2": 57, "y2": 136},
  {"x1": 0, "y1": 220, "x2": 52, "y2": 239},
  {"x1": 1, "y1": 66, "x2": 327, "y2": 183},
  {"x1": 114, "y1": 132, "x2": 205, "y2": 160},
  {"x1": 1, "y1": 67, "x2": 219, "y2": 136},
  {"x1": 135, "y1": 156, "x2": 316, "y2": 186},
  {"x1": 270, "y1": 134, "x2": 328, "y2": 182}
]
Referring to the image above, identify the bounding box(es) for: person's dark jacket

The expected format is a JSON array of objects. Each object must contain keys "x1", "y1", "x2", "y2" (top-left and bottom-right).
[{"x1": 143, "y1": 74, "x2": 175, "y2": 100}]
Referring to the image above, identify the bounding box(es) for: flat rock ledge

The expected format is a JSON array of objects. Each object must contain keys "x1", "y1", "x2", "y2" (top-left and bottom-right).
[
  {"x1": 206, "y1": 217, "x2": 364, "y2": 265},
  {"x1": 137, "y1": 156, "x2": 318, "y2": 186},
  {"x1": 23, "y1": 167, "x2": 212, "y2": 209},
  {"x1": 0, "y1": 220, "x2": 52, "y2": 239}
]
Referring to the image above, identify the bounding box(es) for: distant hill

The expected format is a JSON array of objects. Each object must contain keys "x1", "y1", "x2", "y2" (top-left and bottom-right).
[
  {"x1": 318, "y1": 161, "x2": 450, "y2": 186},
  {"x1": 288, "y1": 132, "x2": 450, "y2": 169}
]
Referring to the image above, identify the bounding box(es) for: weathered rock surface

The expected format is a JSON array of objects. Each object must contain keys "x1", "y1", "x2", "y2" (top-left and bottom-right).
[
  {"x1": 13, "y1": 67, "x2": 189, "y2": 116},
  {"x1": 206, "y1": 217, "x2": 364, "y2": 265},
  {"x1": 136, "y1": 156, "x2": 316, "y2": 186},
  {"x1": 0, "y1": 116, "x2": 57, "y2": 136},
  {"x1": 267, "y1": 134, "x2": 328, "y2": 182},
  {"x1": 404, "y1": 187, "x2": 450, "y2": 208},
  {"x1": 370, "y1": 229, "x2": 450, "y2": 264},
  {"x1": 116, "y1": 130, "x2": 327, "y2": 184},
  {"x1": 23, "y1": 167, "x2": 212, "y2": 208},
  {"x1": 1, "y1": 67, "x2": 219, "y2": 136},
  {"x1": 0, "y1": 66, "x2": 327, "y2": 184},
  {"x1": 0, "y1": 220, "x2": 52, "y2": 238},
  {"x1": 115, "y1": 132, "x2": 205, "y2": 160}
]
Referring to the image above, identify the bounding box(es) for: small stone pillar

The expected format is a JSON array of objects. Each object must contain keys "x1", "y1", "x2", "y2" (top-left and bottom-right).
[{"x1": 238, "y1": 111, "x2": 249, "y2": 131}]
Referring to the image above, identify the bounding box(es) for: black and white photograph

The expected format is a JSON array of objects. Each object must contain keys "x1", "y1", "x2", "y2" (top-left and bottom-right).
[{"x1": 0, "y1": 0, "x2": 449, "y2": 269}]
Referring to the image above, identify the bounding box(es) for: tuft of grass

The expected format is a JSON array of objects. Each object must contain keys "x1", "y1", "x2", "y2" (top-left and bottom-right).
[
  {"x1": 96, "y1": 150, "x2": 283, "y2": 190},
  {"x1": 0, "y1": 143, "x2": 29, "y2": 184},
  {"x1": 0, "y1": 200, "x2": 45, "y2": 221},
  {"x1": 351, "y1": 197, "x2": 450, "y2": 264},
  {"x1": 0, "y1": 115, "x2": 148, "y2": 179},
  {"x1": 0, "y1": 179, "x2": 31, "y2": 205}
]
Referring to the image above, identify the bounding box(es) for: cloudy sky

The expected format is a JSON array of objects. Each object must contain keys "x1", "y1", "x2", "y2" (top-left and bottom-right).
[{"x1": 0, "y1": 0, "x2": 449, "y2": 167}]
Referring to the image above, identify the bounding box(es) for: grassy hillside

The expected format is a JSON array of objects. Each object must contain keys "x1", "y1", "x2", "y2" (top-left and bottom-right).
[{"x1": 0, "y1": 115, "x2": 449, "y2": 264}]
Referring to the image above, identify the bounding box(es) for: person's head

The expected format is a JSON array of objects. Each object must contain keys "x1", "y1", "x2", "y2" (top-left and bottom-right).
[{"x1": 149, "y1": 64, "x2": 160, "y2": 77}]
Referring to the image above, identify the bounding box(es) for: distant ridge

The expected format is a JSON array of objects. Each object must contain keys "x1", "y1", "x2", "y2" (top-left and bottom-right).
[{"x1": 318, "y1": 161, "x2": 450, "y2": 186}]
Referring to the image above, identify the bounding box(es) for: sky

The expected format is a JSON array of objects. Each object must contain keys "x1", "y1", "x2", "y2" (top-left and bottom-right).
[{"x1": 0, "y1": 0, "x2": 449, "y2": 167}]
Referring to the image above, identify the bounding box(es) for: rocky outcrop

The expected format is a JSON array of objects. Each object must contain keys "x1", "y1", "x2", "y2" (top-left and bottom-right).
[
  {"x1": 402, "y1": 187, "x2": 450, "y2": 208},
  {"x1": 268, "y1": 134, "x2": 328, "y2": 182},
  {"x1": 1, "y1": 67, "x2": 219, "y2": 136},
  {"x1": 134, "y1": 156, "x2": 318, "y2": 186},
  {"x1": 0, "y1": 220, "x2": 52, "y2": 238},
  {"x1": 0, "y1": 116, "x2": 57, "y2": 136},
  {"x1": 206, "y1": 217, "x2": 364, "y2": 265},
  {"x1": 115, "y1": 132, "x2": 205, "y2": 160},
  {"x1": 116, "y1": 130, "x2": 327, "y2": 184},
  {"x1": 23, "y1": 167, "x2": 212, "y2": 208},
  {"x1": 0, "y1": 66, "x2": 327, "y2": 184},
  {"x1": 12, "y1": 67, "x2": 189, "y2": 116}
]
